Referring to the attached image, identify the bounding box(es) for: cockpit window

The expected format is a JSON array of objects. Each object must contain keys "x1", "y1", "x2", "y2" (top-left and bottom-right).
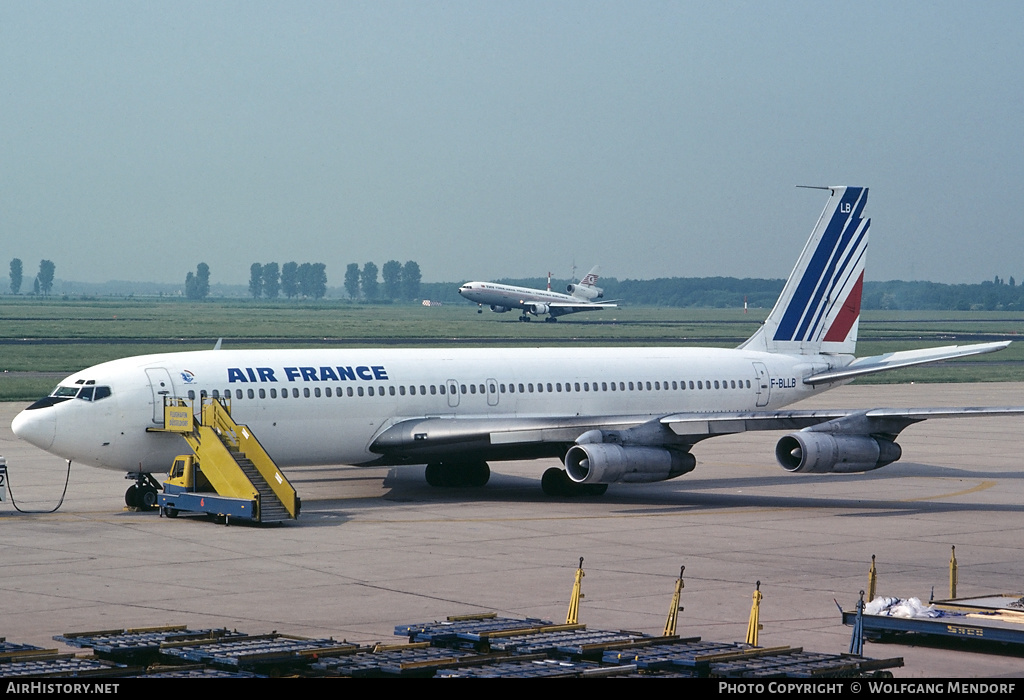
[{"x1": 51, "y1": 384, "x2": 112, "y2": 402}]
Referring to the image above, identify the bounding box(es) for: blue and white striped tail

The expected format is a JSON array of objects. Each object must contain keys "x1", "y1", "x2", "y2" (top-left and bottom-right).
[{"x1": 742, "y1": 187, "x2": 869, "y2": 356}]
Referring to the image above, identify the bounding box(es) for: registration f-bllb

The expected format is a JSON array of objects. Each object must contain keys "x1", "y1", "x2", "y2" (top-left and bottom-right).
[{"x1": 12, "y1": 187, "x2": 1020, "y2": 506}]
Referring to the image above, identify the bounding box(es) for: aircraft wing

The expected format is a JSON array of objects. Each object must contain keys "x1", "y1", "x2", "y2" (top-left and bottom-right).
[
  {"x1": 369, "y1": 405, "x2": 1024, "y2": 464},
  {"x1": 369, "y1": 414, "x2": 645, "y2": 462},
  {"x1": 547, "y1": 302, "x2": 618, "y2": 309},
  {"x1": 804, "y1": 341, "x2": 1011, "y2": 385},
  {"x1": 660, "y1": 406, "x2": 1024, "y2": 440}
]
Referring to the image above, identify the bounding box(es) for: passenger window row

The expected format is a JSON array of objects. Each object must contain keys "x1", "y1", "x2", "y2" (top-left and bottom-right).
[{"x1": 185, "y1": 377, "x2": 754, "y2": 402}]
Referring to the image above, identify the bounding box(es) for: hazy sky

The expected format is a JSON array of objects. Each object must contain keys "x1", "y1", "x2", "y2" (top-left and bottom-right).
[{"x1": 2, "y1": 1, "x2": 1022, "y2": 286}]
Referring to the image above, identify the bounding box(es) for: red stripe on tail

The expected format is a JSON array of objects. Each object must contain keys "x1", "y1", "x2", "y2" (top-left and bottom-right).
[{"x1": 823, "y1": 272, "x2": 864, "y2": 342}]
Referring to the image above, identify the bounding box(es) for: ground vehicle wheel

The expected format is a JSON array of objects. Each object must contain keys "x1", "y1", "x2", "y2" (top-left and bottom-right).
[{"x1": 140, "y1": 486, "x2": 159, "y2": 509}]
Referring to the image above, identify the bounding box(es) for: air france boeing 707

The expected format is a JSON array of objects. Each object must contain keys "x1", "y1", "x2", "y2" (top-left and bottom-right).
[{"x1": 12, "y1": 187, "x2": 1021, "y2": 507}]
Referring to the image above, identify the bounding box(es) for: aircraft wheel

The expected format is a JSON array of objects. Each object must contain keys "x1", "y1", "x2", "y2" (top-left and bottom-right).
[
  {"x1": 545, "y1": 317, "x2": 558, "y2": 323},
  {"x1": 542, "y1": 468, "x2": 607, "y2": 497},
  {"x1": 426, "y1": 461, "x2": 490, "y2": 487},
  {"x1": 541, "y1": 467, "x2": 571, "y2": 497},
  {"x1": 464, "y1": 461, "x2": 490, "y2": 487},
  {"x1": 425, "y1": 463, "x2": 447, "y2": 487},
  {"x1": 125, "y1": 485, "x2": 140, "y2": 508}
]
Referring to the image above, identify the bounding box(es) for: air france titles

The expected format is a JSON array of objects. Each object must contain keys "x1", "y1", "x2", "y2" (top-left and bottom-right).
[{"x1": 227, "y1": 366, "x2": 389, "y2": 383}]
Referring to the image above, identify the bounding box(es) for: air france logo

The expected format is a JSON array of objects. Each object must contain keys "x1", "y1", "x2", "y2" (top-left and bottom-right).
[
  {"x1": 227, "y1": 365, "x2": 390, "y2": 383},
  {"x1": 180, "y1": 370, "x2": 196, "y2": 384}
]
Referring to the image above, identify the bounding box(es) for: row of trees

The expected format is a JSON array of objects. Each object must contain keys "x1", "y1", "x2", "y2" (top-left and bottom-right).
[
  {"x1": 184, "y1": 263, "x2": 211, "y2": 300},
  {"x1": 248, "y1": 262, "x2": 328, "y2": 299},
  {"x1": 192, "y1": 260, "x2": 422, "y2": 301},
  {"x1": 8, "y1": 258, "x2": 56, "y2": 295},
  {"x1": 345, "y1": 260, "x2": 421, "y2": 301}
]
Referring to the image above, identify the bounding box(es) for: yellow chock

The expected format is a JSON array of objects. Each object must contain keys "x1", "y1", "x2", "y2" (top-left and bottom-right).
[
  {"x1": 566, "y1": 557, "x2": 585, "y2": 625},
  {"x1": 745, "y1": 580, "x2": 763, "y2": 647},
  {"x1": 663, "y1": 565, "x2": 685, "y2": 637},
  {"x1": 867, "y1": 554, "x2": 877, "y2": 603},
  {"x1": 949, "y1": 545, "x2": 958, "y2": 599}
]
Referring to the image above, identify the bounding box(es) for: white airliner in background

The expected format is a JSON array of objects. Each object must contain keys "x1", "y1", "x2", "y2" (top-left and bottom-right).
[
  {"x1": 12, "y1": 187, "x2": 1021, "y2": 507},
  {"x1": 459, "y1": 265, "x2": 616, "y2": 321}
]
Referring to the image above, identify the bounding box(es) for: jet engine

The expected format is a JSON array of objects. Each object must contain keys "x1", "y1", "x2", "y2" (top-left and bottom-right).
[
  {"x1": 564, "y1": 443, "x2": 695, "y2": 484},
  {"x1": 489, "y1": 305, "x2": 510, "y2": 313},
  {"x1": 775, "y1": 432, "x2": 902, "y2": 474},
  {"x1": 529, "y1": 303, "x2": 550, "y2": 315},
  {"x1": 566, "y1": 283, "x2": 603, "y2": 300}
]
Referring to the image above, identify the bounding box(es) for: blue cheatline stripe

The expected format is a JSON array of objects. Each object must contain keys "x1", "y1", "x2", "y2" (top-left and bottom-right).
[
  {"x1": 774, "y1": 188, "x2": 867, "y2": 341},
  {"x1": 794, "y1": 189, "x2": 868, "y2": 340},
  {"x1": 799, "y1": 212, "x2": 869, "y2": 342}
]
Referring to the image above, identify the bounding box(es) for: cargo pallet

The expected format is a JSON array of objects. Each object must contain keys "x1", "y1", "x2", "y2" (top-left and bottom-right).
[{"x1": 844, "y1": 594, "x2": 1024, "y2": 649}]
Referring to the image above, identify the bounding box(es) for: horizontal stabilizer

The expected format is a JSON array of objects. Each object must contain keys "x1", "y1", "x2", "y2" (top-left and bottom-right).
[{"x1": 803, "y1": 341, "x2": 1011, "y2": 385}]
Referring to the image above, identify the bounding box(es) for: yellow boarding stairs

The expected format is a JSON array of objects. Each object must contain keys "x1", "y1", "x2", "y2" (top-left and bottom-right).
[{"x1": 156, "y1": 396, "x2": 299, "y2": 522}]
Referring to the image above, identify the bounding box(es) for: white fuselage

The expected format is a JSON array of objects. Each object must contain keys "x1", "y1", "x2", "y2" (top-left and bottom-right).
[
  {"x1": 458, "y1": 281, "x2": 593, "y2": 309},
  {"x1": 12, "y1": 346, "x2": 846, "y2": 474}
]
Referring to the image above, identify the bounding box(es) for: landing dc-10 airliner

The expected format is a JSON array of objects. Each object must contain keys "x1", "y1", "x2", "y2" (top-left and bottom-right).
[
  {"x1": 12, "y1": 187, "x2": 1021, "y2": 507},
  {"x1": 459, "y1": 265, "x2": 616, "y2": 322}
]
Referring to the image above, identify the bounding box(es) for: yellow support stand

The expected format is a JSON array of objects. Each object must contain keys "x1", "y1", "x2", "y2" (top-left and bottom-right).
[
  {"x1": 867, "y1": 554, "x2": 877, "y2": 602},
  {"x1": 949, "y1": 545, "x2": 958, "y2": 599},
  {"x1": 663, "y1": 565, "x2": 685, "y2": 637},
  {"x1": 566, "y1": 557, "x2": 585, "y2": 625},
  {"x1": 745, "y1": 581, "x2": 763, "y2": 647}
]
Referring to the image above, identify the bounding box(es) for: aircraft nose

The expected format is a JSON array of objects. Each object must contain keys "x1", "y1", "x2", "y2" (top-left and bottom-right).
[{"x1": 11, "y1": 407, "x2": 56, "y2": 450}]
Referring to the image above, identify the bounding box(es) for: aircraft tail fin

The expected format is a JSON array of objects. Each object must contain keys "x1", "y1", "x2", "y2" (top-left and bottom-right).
[{"x1": 741, "y1": 187, "x2": 869, "y2": 355}]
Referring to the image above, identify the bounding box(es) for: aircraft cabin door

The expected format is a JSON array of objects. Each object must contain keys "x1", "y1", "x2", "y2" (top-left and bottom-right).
[
  {"x1": 446, "y1": 379, "x2": 460, "y2": 408},
  {"x1": 145, "y1": 368, "x2": 175, "y2": 424},
  {"x1": 486, "y1": 378, "x2": 499, "y2": 407},
  {"x1": 752, "y1": 362, "x2": 770, "y2": 407}
]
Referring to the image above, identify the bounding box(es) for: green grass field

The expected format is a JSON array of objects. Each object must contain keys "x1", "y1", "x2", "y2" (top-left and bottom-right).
[{"x1": 1, "y1": 296, "x2": 1022, "y2": 400}]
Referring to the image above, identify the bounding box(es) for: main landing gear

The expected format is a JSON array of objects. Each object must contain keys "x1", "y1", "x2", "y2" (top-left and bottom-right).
[
  {"x1": 425, "y1": 460, "x2": 491, "y2": 488},
  {"x1": 125, "y1": 473, "x2": 161, "y2": 510},
  {"x1": 541, "y1": 467, "x2": 608, "y2": 497},
  {"x1": 518, "y1": 314, "x2": 531, "y2": 322}
]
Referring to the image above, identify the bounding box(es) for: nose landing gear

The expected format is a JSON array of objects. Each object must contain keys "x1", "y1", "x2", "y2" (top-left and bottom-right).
[{"x1": 125, "y1": 473, "x2": 162, "y2": 510}]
